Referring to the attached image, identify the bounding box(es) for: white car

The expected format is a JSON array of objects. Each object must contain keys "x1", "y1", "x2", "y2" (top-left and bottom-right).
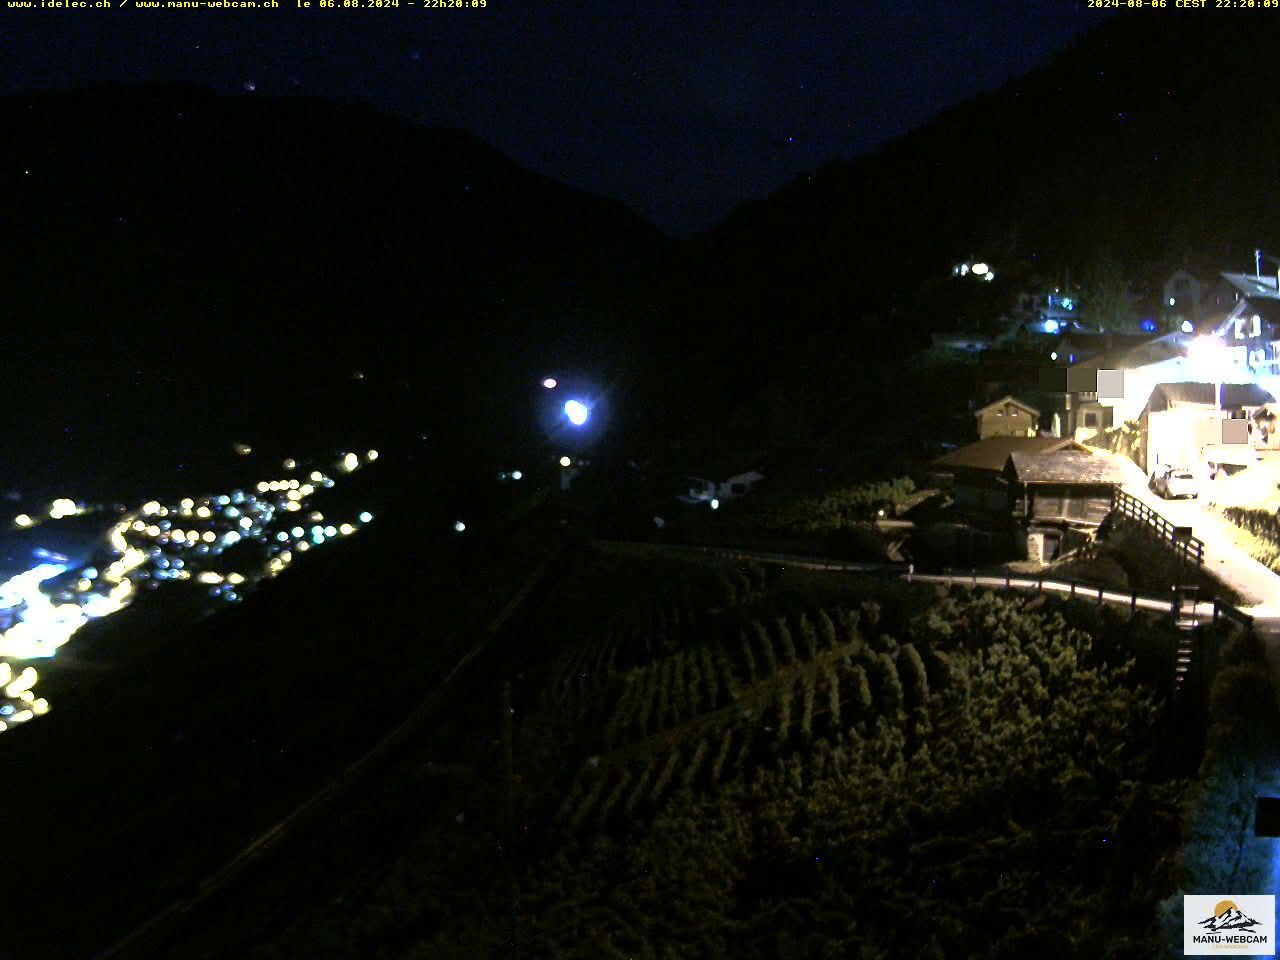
[{"x1": 1152, "y1": 466, "x2": 1199, "y2": 499}]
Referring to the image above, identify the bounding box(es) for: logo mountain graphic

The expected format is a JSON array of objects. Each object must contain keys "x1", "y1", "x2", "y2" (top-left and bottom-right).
[{"x1": 1199, "y1": 902, "x2": 1263, "y2": 934}]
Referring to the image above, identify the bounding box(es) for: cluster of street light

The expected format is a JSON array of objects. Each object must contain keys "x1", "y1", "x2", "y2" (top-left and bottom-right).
[{"x1": 0, "y1": 449, "x2": 380, "y2": 735}]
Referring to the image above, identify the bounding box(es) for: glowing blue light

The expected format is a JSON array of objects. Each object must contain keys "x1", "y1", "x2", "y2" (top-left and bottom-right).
[
  {"x1": 454, "y1": 520, "x2": 466, "y2": 533},
  {"x1": 564, "y1": 400, "x2": 590, "y2": 426},
  {"x1": 1042, "y1": 319, "x2": 1059, "y2": 334},
  {"x1": 511, "y1": 470, "x2": 522, "y2": 480},
  {"x1": 359, "y1": 512, "x2": 373, "y2": 524},
  {"x1": 82, "y1": 567, "x2": 97, "y2": 580},
  {"x1": 1141, "y1": 318, "x2": 1158, "y2": 332}
]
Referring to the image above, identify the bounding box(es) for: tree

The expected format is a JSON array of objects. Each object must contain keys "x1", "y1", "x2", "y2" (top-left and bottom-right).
[{"x1": 1082, "y1": 251, "x2": 1138, "y2": 334}]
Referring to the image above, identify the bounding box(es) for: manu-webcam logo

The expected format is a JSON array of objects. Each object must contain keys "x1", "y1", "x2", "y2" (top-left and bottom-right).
[{"x1": 1184, "y1": 895, "x2": 1275, "y2": 955}]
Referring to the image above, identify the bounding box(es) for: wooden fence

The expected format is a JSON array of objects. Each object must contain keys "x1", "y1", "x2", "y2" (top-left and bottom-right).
[
  {"x1": 1110, "y1": 486, "x2": 1205, "y2": 566},
  {"x1": 600, "y1": 540, "x2": 1255, "y2": 628}
]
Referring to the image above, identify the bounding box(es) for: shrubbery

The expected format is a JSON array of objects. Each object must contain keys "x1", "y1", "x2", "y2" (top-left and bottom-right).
[{"x1": 265, "y1": 557, "x2": 1225, "y2": 960}]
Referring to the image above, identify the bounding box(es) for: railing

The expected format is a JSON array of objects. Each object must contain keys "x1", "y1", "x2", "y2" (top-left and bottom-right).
[
  {"x1": 600, "y1": 541, "x2": 1255, "y2": 629},
  {"x1": 1110, "y1": 486, "x2": 1205, "y2": 565}
]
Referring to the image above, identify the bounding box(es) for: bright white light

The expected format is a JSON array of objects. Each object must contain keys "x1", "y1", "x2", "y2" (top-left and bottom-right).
[
  {"x1": 341, "y1": 452, "x2": 359, "y2": 473},
  {"x1": 559, "y1": 456, "x2": 572, "y2": 467},
  {"x1": 542, "y1": 377, "x2": 558, "y2": 389},
  {"x1": 1050, "y1": 352, "x2": 1058, "y2": 361},
  {"x1": 1169, "y1": 297, "x2": 1176, "y2": 306},
  {"x1": 1181, "y1": 320, "x2": 1194, "y2": 334},
  {"x1": 710, "y1": 499, "x2": 720, "y2": 510},
  {"x1": 283, "y1": 458, "x2": 296, "y2": 470},
  {"x1": 511, "y1": 470, "x2": 522, "y2": 480},
  {"x1": 13, "y1": 514, "x2": 31, "y2": 528},
  {"x1": 454, "y1": 520, "x2": 466, "y2": 533},
  {"x1": 971, "y1": 262, "x2": 989, "y2": 276},
  {"x1": 358, "y1": 512, "x2": 373, "y2": 524},
  {"x1": 1042, "y1": 319, "x2": 1059, "y2": 334},
  {"x1": 564, "y1": 399, "x2": 590, "y2": 426},
  {"x1": 367, "y1": 450, "x2": 378, "y2": 461}
]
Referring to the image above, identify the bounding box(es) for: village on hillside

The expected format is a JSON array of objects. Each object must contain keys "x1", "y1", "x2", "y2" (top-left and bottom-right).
[{"x1": 927, "y1": 255, "x2": 1280, "y2": 574}]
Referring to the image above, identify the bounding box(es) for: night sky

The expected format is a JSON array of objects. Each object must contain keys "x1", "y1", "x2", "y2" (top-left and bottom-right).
[{"x1": 0, "y1": 1, "x2": 1098, "y2": 232}]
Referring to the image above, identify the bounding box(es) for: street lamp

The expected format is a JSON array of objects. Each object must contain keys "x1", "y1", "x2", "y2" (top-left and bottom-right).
[{"x1": 563, "y1": 399, "x2": 590, "y2": 426}]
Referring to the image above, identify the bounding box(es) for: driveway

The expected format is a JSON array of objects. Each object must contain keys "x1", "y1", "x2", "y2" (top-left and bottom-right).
[{"x1": 1091, "y1": 449, "x2": 1280, "y2": 611}]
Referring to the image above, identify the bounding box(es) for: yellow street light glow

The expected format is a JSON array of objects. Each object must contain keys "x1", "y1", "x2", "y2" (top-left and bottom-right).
[
  {"x1": 342, "y1": 452, "x2": 359, "y2": 472},
  {"x1": 196, "y1": 506, "x2": 212, "y2": 519},
  {"x1": 367, "y1": 449, "x2": 379, "y2": 461},
  {"x1": 5, "y1": 667, "x2": 38, "y2": 698},
  {"x1": 180, "y1": 498, "x2": 195, "y2": 510},
  {"x1": 13, "y1": 514, "x2": 32, "y2": 528},
  {"x1": 142, "y1": 501, "x2": 161, "y2": 516},
  {"x1": 339, "y1": 523, "x2": 355, "y2": 535},
  {"x1": 283, "y1": 458, "x2": 296, "y2": 470},
  {"x1": 202, "y1": 531, "x2": 216, "y2": 543},
  {"x1": 197, "y1": 572, "x2": 224, "y2": 585},
  {"x1": 227, "y1": 573, "x2": 245, "y2": 585},
  {"x1": 559, "y1": 456, "x2": 572, "y2": 467}
]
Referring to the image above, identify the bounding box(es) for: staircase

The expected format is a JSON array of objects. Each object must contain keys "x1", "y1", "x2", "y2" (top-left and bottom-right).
[{"x1": 1173, "y1": 584, "x2": 1199, "y2": 693}]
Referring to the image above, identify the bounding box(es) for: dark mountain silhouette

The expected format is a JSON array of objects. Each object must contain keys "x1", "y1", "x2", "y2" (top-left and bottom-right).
[
  {"x1": 0, "y1": 83, "x2": 669, "y2": 491},
  {"x1": 657, "y1": 14, "x2": 1280, "y2": 411}
]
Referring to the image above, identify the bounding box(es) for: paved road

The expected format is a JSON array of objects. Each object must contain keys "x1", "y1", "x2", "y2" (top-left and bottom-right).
[{"x1": 1092, "y1": 449, "x2": 1280, "y2": 611}]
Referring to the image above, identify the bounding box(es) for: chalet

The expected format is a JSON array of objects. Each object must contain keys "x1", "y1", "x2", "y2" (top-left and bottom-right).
[
  {"x1": 1039, "y1": 332, "x2": 1195, "y2": 441},
  {"x1": 1004, "y1": 450, "x2": 1128, "y2": 563},
  {"x1": 1199, "y1": 271, "x2": 1280, "y2": 376},
  {"x1": 1163, "y1": 269, "x2": 1204, "y2": 326},
  {"x1": 1138, "y1": 382, "x2": 1275, "y2": 474},
  {"x1": 974, "y1": 395, "x2": 1039, "y2": 439},
  {"x1": 930, "y1": 436, "x2": 1087, "y2": 516}
]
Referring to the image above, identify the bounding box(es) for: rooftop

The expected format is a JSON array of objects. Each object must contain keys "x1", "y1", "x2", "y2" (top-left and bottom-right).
[
  {"x1": 1221, "y1": 272, "x2": 1280, "y2": 301},
  {"x1": 1006, "y1": 450, "x2": 1128, "y2": 485},
  {"x1": 1072, "y1": 332, "x2": 1191, "y2": 371},
  {"x1": 1144, "y1": 381, "x2": 1276, "y2": 413},
  {"x1": 932, "y1": 436, "x2": 1085, "y2": 474}
]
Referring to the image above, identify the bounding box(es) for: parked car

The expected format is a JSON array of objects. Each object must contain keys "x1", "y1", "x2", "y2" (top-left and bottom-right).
[{"x1": 1151, "y1": 465, "x2": 1199, "y2": 499}]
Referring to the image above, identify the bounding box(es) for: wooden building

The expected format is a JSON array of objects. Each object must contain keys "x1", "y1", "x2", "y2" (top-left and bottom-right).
[
  {"x1": 1003, "y1": 450, "x2": 1127, "y2": 563},
  {"x1": 930, "y1": 436, "x2": 1086, "y2": 517},
  {"x1": 974, "y1": 394, "x2": 1040, "y2": 439}
]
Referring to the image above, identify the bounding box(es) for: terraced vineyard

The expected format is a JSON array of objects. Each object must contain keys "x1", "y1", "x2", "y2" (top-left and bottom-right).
[{"x1": 243, "y1": 549, "x2": 1253, "y2": 960}]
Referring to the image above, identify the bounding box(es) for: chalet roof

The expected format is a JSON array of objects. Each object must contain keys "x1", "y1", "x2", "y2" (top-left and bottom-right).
[
  {"x1": 973, "y1": 394, "x2": 1040, "y2": 418},
  {"x1": 932, "y1": 436, "x2": 1085, "y2": 474},
  {"x1": 1072, "y1": 332, "x2": 1190, "y2": 371},
  {"x1": 1006, "y1": 450, "x2": 1127, "y2": 485},
  {"x1": 1221, "y1": 272, "x2": 1280, "y2": 301},
  {"x1": 1144, "y1": 382, "x2": 1275, "y2": 413}
]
